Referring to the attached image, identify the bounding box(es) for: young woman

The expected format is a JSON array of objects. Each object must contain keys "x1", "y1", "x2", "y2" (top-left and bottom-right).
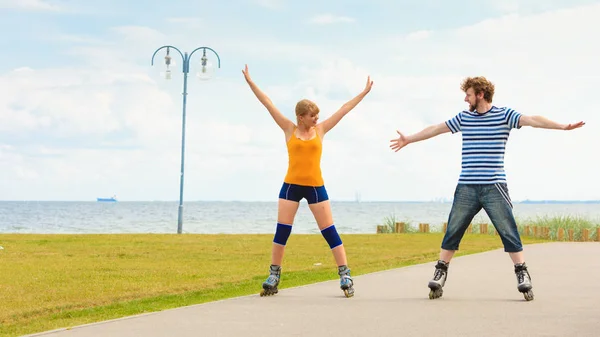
[{"x1": 242, "y1": 64, "x2": 373, "y2": 297}]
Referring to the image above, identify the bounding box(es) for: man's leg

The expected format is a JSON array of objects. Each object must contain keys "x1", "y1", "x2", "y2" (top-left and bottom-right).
[
  {"x1": 440, "y1": 184, "x2": 482, "y2": 261},
  {"x1": 481, "y1": 183, "x2": 523, "y2": 254},
  {"x1": 482, "y1": 183, "x2": 534, "y2": 300},
  {"x1": 429, "y1": 184, "x2": 482, "y2": 299}
]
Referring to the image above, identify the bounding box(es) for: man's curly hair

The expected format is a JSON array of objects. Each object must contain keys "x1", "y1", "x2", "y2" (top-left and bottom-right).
[{"x1": 461, "y1": 76, "x2": 495, "y2": 103}]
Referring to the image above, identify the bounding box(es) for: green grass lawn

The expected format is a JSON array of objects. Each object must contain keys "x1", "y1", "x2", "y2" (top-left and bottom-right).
[{"x1": 0, "y1": 233, "x2": 547, "y2": 336}]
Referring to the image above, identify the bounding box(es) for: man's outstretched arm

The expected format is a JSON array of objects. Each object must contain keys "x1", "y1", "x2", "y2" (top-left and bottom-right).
[
  {"x1": 519, "y1": 115, "x2": 585, "y2": 130},
  {"x1": 390, "y1": 122, "x2": 451, "y2": 152}
]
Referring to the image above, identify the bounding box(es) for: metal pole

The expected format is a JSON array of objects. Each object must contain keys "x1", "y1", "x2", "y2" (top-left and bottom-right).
[
  {"x1": 177, "y1": 53, "x2": 190, "y2": 234},
  {"x1": 150, "y1": 45, "x2": 221, "y2": 234}
]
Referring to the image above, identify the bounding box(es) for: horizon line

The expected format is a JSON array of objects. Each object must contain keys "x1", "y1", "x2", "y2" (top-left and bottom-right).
[{"x1": 1, "y1": 199, "x2": 600, "y2": 203}]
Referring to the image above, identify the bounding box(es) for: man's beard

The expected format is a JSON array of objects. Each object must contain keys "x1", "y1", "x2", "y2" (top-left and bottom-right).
[{"x1": 468, "y1": 98, "x2": 479, "y2": 112}]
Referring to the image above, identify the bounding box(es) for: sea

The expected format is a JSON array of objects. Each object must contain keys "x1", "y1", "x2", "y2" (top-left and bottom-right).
[{"x1": 1, "y1": 201, "x2": 599, "y2": 234}]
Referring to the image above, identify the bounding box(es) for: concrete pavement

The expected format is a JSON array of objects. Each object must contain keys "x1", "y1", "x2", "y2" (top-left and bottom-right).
[{"x1": 27, "y1": 242, "x2": 600, "y2": 337}]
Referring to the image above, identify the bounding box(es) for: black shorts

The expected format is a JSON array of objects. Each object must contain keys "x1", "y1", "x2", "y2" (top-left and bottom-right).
[{"x1": 278, "y1": 183, "x2": 329, "y2": 204}]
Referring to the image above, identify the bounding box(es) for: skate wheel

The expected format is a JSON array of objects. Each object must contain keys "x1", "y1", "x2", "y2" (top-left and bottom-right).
[
  {"x1": 343, "y1": 288, "x2": 354, "y2": 298},
  {"x1": 260, "y1": 288, "x2": 278, "y2": 297},
  {"x1": 523, "y1": 290, "x2": 534, "y2": 301},
  {"x1": 429, "y1": 288, "x2": 443, "y2": 300}
]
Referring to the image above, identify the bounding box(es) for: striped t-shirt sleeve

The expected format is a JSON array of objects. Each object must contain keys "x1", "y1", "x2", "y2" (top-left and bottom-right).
[
  {"x1": 505, "y1": 108, "x2": 522, "y2": 129},
  {"x1": 445, "y1": 113, "x2": 462, "y2": 134}
]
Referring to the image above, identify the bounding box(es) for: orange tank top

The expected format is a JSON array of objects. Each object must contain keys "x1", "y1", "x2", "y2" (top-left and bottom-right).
[{"x1": 283, "y1": 128, "x2": 324, "y2": 186}]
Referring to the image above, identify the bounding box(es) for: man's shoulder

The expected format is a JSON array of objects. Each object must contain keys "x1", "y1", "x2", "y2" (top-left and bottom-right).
[
  {"x1": 492, "y1": 106, "x2": 520, "y2": 114},
  {"x1": 457, "y1": 109, "x2": 475, "y2": 116},
  {"x1": 491, "y1": 106, "x2": 509, "y2": 112}
]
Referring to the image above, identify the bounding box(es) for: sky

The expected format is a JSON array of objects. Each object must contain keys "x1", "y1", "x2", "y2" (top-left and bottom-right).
[{"x1": 0, "y1": 0, "x2": 598, "y2": 202}]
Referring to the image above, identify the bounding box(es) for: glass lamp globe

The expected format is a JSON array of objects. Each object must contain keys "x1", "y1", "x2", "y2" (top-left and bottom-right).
[
  {"x1": 197, "y1": 56, "x2": 215, "y2": 81},
  {"x1": 161, "y1": 68, "x2": 172, "y2": 80},
  {"x1": 160, "y1": 54, "x2": 176, "y2": 80}
]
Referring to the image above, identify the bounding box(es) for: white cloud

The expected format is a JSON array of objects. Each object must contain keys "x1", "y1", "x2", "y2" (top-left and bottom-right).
[
  {"x1": 164, "y1": 17, "x2": 204, "y2": 29},
  {"x1": 291, "y1": 3, "x2": 599, "y2": 201},
  {"x1": 486, "y1": 0, "x2": 581, "y2": 15},
  {"x1": 0, "y1": 3, "x2": 598, "y2": 202},
  {"x1": 490, "y1": 0, "x2": 520, "y2": 13},
  {"x1": 368, "y1": 3, "x2": 600, "y2": 201},
  {"x1": 53, "y1": 34, "x2": 110, "y2": 45},
  {"x1": 405, "y1": 30, "x2": 432, "y2": 41},
  {"x1": 111, "y1": 26, "x2": 166, "y2": 45},
  {"x1": 308, "y1": 14, "x2": 356, "y2": 25},
  {"x1": 219, "y1": 36, "x2": 336, "y2": 64},
  {"x1": 165, "y1": 17, "x2": 201, "y2": 24},
  {"x1": 253, "y1": 0, "x2": 284, "y2": 10},
  {"x1": 0, "y1": 0, "x2": 63, "y2": 11}
]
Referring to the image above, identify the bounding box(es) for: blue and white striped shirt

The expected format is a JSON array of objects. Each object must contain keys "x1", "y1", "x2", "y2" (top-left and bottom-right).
[{"x1": 445, "y1": 106, "x2": 521, "y2": 184}]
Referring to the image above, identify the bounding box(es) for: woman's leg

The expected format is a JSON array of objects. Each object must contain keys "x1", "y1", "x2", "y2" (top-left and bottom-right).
[
  {"x1": 308, "y1": 198, "x2": 354, "y2": 297},
  {"x1": 308, "y1": 200, "x2": 347, "y2": 266},
  {"x1": 271, "y1": 198, "x2": 300, "y2": 265},
  {"x1": 261, "y1": 184, "x2": 301, "y2": 296}
]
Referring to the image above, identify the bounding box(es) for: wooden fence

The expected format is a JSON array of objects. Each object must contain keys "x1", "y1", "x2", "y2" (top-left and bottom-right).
[{"x1": 376, "y1": 222, "x2": 600, "y2": 242}]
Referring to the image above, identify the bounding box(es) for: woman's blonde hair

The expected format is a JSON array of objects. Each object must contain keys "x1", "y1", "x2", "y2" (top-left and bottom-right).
[{"x1": 295, "y1": 99, "x2": 319, "y2": 117}]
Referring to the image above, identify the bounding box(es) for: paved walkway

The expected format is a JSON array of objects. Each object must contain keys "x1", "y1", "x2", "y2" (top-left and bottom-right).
[{"x1": 27, "y1": 242, "x2": 599, "y2": 337}]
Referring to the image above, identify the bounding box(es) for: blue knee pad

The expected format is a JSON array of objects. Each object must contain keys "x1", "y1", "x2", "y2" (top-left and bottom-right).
[
  {"x1": 273, "y1": 223, "x2": 292, "y2": 245},
  {"x1": 321, "y1": 225, "x2": 343, "y2": 249}
]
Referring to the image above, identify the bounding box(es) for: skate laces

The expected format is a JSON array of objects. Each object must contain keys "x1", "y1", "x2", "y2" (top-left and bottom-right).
[
  {"x1": 338, "y1": 266, "x2": 352, "y2": 281},
  {"x1": 267, "y1": 265, "x2": 281, "y2": 282},
  {"x1": 433, "y1": 261, "x2": 448, "y2": 281},
  {"x1": 266, "y1": 271, "x2": 280, "y2": 285},
  {"x1": 516, "y1": 269, "x2": 530, "y2": 283},
  {"x1": 433, "y1": 268, "x2": 445, "y2": 281},
  {"x1": 514, "y1": 264, "x2": 531, "y2": 283}
]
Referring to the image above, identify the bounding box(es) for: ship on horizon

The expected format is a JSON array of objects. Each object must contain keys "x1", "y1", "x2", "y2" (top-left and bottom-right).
[{"x1": 97, "y1": 195, "x2": 117, "y2": 202}]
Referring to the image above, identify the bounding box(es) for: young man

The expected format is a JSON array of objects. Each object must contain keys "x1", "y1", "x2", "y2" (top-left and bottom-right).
[{"x1": 389, "y1": 76, "x2": 585, "y2": 301}]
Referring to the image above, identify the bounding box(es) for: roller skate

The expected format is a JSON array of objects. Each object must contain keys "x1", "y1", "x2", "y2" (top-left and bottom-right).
[
  {"x1": 260, "y1": 265, "x2": 281, "y2": 297},
  {"x1": 514, "y1": 263, "x2": 534, "y2": 301},
  {"x1": 428, "y1": 260, "x2": 449, "y2": 300},
  {"x1": 338, "y1": 265, "x2": 354, "y2": 298}
]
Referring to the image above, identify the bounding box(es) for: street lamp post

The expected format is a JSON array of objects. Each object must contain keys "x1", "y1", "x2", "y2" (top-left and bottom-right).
[{"x1": 151, "y1": 45, "x2": 221, "y2": 234}]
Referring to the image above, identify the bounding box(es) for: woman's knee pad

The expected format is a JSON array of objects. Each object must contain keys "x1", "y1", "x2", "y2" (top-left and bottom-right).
[
  {"x1": 321, "y1": 224, "x2": 342, "y2": 249},
  {"x1": 273, "y1": 223, "x2": 292, "y2": 246}
]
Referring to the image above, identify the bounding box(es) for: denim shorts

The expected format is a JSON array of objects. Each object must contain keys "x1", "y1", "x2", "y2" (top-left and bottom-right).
[
  {"x1": 278, "y1": 182, "x2": 329, "y2": 204},
  {"x1": 441, "y1": 183, "x2": 523, "y2": 253}
]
